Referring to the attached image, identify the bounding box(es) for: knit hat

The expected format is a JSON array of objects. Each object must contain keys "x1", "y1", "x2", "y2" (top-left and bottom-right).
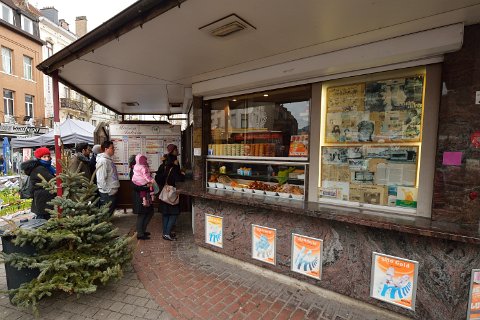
[
  {"x1": 34, "y1": 147, "x2": 50, "y2": 159},
  {"x1": 166, "y1": 144, "x2": 177, "y2": 154},
  {"x1": 92, "y1": 144, "x2": 102, "y2": 154}
]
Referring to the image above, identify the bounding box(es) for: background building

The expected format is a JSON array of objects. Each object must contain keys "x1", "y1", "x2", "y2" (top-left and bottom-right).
[
  {"x1": 39, "y1": 7, "x2": 118, "y2": 128},
  {"x1": 0, "y1": 0, "x2": 45, "y2": 129}
]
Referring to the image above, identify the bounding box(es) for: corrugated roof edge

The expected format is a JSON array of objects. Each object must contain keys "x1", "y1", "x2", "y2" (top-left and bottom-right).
[{"x1": 36, "y1": 0, "x2": 186, "y2": 76}]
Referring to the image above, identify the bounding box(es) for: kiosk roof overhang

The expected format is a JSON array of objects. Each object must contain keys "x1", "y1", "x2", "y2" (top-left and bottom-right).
[{"x1": 37, "y1": 0, "x2": 480, "y2": 115}]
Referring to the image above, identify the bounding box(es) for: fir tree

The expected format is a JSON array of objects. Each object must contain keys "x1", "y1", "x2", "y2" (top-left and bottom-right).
[{"x1": 2, "y1": 154, "x2": 133, "y2": 313}]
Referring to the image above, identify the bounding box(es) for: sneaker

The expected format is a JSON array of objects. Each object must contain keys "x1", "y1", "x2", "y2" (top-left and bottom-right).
[
  {"x1": 162, "y1": 234, "x2": 174, "y2": 241},
  {"x1": 145, "y1": 232, "x2": 151, "y2": 236}
]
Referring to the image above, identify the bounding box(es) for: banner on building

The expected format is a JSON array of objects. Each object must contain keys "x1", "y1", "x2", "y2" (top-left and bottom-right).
[
  {"x1": 468, "y1": 269, "x2": 480, "y2": 319},
  {"x1": 205, "y1": 214, "x2": 223, "y2": 248},
  {"x1": 370, "y1": 252, "x2": 418, "y2": 311},
  {"x1": 291, "y1": 234, "x2": 323, "y2": 279},
  {"x1": 252, "y1": 225, "x2": 276, "y2": 265}
]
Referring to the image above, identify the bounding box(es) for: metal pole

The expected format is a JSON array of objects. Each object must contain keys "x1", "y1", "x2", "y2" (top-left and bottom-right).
[{"x1": 52, "y1": 71, "x2": 62, "y2": 202}]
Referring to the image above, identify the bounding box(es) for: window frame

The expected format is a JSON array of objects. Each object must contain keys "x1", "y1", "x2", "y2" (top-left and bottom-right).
[
  {"x1": 3, "y1": 89, "x2": 14, "y2": 116},
  {"x1": 23, "y1": 55, "x2": 33, "y2": 80},
  {"x1": 0, "y1": 2, "x2": 13, "y2": 24},
  {"x1": 309, "y1": 65, "x2": 441, "y2": 218},
  {"x1": 25, "y1": 94, "x2": 34, "y2": 117},
  {"x1": 20, "y1": 15, "x2": 33, "y2": 34},
  {"x1": 1, "y1": 46, "x2": 12, "y2": 74}
]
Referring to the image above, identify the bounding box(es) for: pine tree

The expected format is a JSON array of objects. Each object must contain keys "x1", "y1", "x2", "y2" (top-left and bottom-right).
[{"x1": 2, "y1": 154, "x2": 133, "y2": 313}]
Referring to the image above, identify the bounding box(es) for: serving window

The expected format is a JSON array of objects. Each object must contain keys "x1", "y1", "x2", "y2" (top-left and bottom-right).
[
  {"x1": 207, "y1": 85, "x2": 311, "y2": 159},
  {"x1": 318, "y1": 70, "x2": 428, "y2": 213}
]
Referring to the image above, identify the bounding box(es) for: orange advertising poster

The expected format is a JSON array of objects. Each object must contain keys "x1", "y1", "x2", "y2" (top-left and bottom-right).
[
  {"x1": 252, "y1": 225, "x2": 276, "y2": 265},
  {"x1": 370, "y1": 252, "x2": 418, "y2": 311},
  {"x1": 291, "y1": 234, "x2": 323, "y2": 280},
  {"x1": 288, "y1": 135, "x2": 309, "y2": 157},
  {"x1": 468, "y1": 270, "x2": 480, "y2": 319},
  {"x1": 205, "y1": 214, "x2": 223, "y2": 248}
]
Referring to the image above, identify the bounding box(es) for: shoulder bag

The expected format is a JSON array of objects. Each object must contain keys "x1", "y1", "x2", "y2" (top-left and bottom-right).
[{"x1": 159, "y1": 168, "x2": 179, "y2": 205}]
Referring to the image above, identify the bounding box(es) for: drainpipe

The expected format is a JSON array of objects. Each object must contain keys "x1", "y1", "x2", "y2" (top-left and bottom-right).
[{"x1": 52, "y1": 71, "x2": 63, "y2": 209}]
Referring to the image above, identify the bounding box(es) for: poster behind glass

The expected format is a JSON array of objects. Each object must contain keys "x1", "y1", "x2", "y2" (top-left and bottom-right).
[{"x1": 325, "y1": 76, "x2": 424, "y2": 143}]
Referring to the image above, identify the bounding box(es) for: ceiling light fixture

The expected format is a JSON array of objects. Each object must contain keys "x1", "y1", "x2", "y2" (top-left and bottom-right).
[
  {"x1": 263, "y1": 94, "x2": 269, "y2": 97},
  {"x1": 199, "y1": 14, "x2": 256, "y2": 38}
]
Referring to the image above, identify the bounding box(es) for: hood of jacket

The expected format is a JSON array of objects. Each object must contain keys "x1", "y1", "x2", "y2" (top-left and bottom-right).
[
  {"x1": 96, "y1": 152, "x2": 112, "y2": 163},
  {"x1": 20, "y1": 159, "x2": 39, "y2": 176},
  {"x1": 135, "y1": 154, "x2": 148, "y2": 166}
]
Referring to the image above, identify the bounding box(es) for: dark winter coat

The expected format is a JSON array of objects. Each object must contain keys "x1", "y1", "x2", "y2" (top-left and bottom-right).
[
  {"x1": 20, "y1": 159, "x2": 55, "y2": 219},
  {"x1": 131, "y1": 183, "x2": 154, "y2": 215},
  {"x1": 69, "y1": 153, "x2": 92, "y2": 180},
  {"x1": 155, "y1": 155, "x2": 184, "y2": 215}
]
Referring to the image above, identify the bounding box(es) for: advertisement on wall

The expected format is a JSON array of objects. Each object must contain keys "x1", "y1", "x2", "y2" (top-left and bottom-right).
[
  {"x1": 291, "y1": 234, "x2": 323, "y2": 280},
  {"x1": 252, "y1": 225, "x2": 276, "y2": 265},
  {"x1": 468, "y1": 269, "x2": 480, "y2": 319},
  {"x1": 370, "y1": 252, "x2": 418, "y2": 311},
  {"x1": 205, "y1": 214, "x2": 223, "y2": 248}
]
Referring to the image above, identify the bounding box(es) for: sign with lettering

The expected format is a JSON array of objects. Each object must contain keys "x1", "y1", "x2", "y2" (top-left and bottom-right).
[
  {"x1": 109, "y1": 124, "x2": 180, "y2": 136},
  {"x1": 0, "y1": 124, "x2": 49, "y2": 135},
  {"x1": 468, "y1": 269, "x2": 480, "y2": 319},
  {"x1": 370, "y1": 252, "x2": 419, "y2": 311},
  {"x1": 205, "y1": 214, "x2": 223, "y2": 248},
  {"x1": 291, "y1": 234, "x2": 323, "y2": 279},
  {"x1": 252, "y1": 225, "x2": 276, "y2": 265}
]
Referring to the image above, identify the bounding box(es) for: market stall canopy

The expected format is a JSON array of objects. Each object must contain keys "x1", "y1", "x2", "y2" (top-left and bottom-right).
[
  {"x1": 11, "y1": 119, "x2": 95, "y2": 148},
  {"x1": 37, "y1": 0, "x2": 480, "y2": 115}
]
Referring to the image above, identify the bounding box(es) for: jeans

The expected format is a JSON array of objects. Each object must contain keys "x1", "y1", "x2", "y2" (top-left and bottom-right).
[
  {"x1": 162, "y1": 214, "x2": 178, "y2": 236},
  {"x1": 99, "y1": 192, "x2": 117, "y2": 216},
  {"x1": 136, "y1": 211, "x2": 154, "y2": 237}
]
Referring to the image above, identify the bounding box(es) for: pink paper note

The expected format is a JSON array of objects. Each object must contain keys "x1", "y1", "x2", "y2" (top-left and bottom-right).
[{"x1": 443, "y1": 152, "x2": 462, "y2": 166}]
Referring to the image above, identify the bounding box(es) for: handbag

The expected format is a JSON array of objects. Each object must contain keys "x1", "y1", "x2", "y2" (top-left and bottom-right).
[{"x1": 159, "y1": 168, "x2": 179, "y2": 205}]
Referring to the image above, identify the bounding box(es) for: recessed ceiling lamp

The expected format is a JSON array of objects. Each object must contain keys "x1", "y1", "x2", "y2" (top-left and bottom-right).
[
  {"x1": 263, "y1": 94, "x2": 269, "y2": 97},
  {"x1": 122, "y1": 101, "x2": 139, "y2": 107},
  {"x1": 232, "y1": 99, "x2": 237, "y2": 101},
  {"x1": 199, "y1": 14, "x2": 256, "y2": 38}
]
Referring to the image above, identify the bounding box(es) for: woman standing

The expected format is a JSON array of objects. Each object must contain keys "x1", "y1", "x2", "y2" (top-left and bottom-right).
[
  {"x1": 155, "y1": 144, "x2": 184, "y2": 241},
  {"x1": 129, "y1": 154, "x2": 154, "y2": 240},
  {"x1": 20, "y1": 147, "x2": 56, "y2": 220}
]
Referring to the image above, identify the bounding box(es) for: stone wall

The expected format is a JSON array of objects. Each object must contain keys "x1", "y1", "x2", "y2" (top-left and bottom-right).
[
  {"x1": 432, "y1": 24, "x2": 480, "y2": 224},
  {"x1": 194, "y1": 198, "x2": 480, "y2": 320}
]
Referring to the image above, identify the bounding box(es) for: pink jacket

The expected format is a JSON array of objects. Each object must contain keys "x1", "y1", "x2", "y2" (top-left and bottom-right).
[{"x1": 132, "y1": 154, "x2": 154, "y2": 186}]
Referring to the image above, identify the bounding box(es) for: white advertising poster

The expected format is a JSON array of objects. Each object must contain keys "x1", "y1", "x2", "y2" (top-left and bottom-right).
[
  {"x1": 370, "y1": 252, "x2": 419, "y2": 311},
  {"x1": 205, "y1": 214, "x2": 223, "y2": 248},
  {"x1": 468, "y1": 269, "x2": 480, "y2": 320},
  {"x1": 291, "y1": 234, "x2": 323, "y2": 280},
  {"x1": 109, "y1": 124, "x2": 181, "y2": 180},
  {"x1": 252, "y1": 225, "x2": 276, "y2": 265}
]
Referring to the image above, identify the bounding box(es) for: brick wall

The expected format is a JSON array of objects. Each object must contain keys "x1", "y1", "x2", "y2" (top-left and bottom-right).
[{"x1": 432, "y1": 24, "x2": 480, "y2": 224}]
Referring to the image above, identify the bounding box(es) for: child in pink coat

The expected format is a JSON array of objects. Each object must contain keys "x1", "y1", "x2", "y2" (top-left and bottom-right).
[{"x1": 132, "y1": 154, "x2": 155, "y2": 206}]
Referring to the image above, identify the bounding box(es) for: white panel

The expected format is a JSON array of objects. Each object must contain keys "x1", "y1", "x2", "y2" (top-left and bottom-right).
[{"x1": 193, "y1": 24, "x2": 463, "y2": 97}]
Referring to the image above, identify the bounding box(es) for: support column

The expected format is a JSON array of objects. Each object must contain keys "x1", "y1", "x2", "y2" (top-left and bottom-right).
[{"x1": 52, "y1": 71, "x2": 62, "y2": 201}]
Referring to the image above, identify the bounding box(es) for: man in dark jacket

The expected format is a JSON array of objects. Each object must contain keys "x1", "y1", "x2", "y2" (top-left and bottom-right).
[
  {"x1": 20, "y1": 147, "x2": 56, "y2": 220},
  {"x1": 69, "y1": 143, "x2": 92, "y2": 180}
]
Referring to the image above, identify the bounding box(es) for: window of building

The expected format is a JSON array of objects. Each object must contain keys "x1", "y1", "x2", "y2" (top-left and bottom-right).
[
  {"x1": 208, "y1": 85, "x2": 311, "y2": 158},
  {"x1": 91, "y1": 119, "x2": 97, "y2": 126},
  {"x1": 23, "y1": 55, "x2": 33, "y2": 80},
  {"x1": 21, "y1": 15, "x2": 33, "y2": 34},
  {"x1": 0, "y1": 2, "x2": 13, "y2": 24},
  {"x1": 25, "y1": 94, "x2": 34, "y2": 117},
  {"x1": 3, "y1": 89, "x2": 14, "y2": 116},
  {"x1": 46, "y1": 42, "x2": 53, "y2": 58},
  {"x1": 1, "y1": 47, "x2": 12, "y2": 74},
  {"x1": 316, "y1": 66, "x2": 439, "y2": 216}
]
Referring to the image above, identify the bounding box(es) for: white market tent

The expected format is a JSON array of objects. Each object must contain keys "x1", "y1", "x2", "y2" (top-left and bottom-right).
[{"x1": 11, "y1": 119, "x2": 95, "y2": 148}]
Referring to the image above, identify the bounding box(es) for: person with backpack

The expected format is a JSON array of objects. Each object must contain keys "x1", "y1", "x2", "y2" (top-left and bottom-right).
[
  {"x1": 20, "y1": 147, "x2": 56, "y2": 220},
  {"x1": 155, "y1": 144, "x2": 184, "y2": 241}
]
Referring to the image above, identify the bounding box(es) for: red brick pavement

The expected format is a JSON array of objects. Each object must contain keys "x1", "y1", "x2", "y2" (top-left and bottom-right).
[{"x1": 132, "y1": 214, "x2": 406, "y2": 320}]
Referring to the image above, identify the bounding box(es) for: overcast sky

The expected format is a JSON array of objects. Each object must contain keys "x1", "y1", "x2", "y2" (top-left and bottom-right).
[{"x1": 34, "y1": 0, "x2": 138, "y2": 32}]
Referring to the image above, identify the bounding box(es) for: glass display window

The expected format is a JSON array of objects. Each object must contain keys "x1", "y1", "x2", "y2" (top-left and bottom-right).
[
  {"x1": 207, "y1": 85, "x2": 311, "y2": 160},
  {"x1": 318, "y1": 69, "x2": 427, "y2": 213}
]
